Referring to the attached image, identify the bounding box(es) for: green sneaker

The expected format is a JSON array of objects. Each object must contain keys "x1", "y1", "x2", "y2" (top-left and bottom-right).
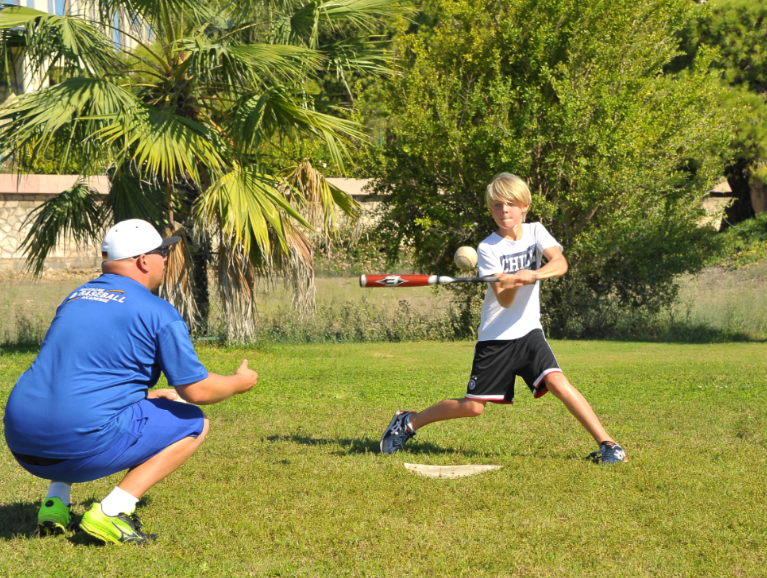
[
  {"x1": 80, "y1": 503, "x2": 157, "y2": 545},
  {"x1": 37, "y1": 497, "x2": 72, "y2": 535}
]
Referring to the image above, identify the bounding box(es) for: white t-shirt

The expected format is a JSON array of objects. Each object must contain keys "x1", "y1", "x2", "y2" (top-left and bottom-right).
[{"x1": 476, "y1": 223, "x2": 562, "y2": 341}]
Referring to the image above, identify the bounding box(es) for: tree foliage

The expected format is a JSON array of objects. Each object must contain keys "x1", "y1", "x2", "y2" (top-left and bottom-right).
[
  {"x1": 674, "y1": 0, "x2": 767, "y2": 221},
  {"x1": 0, "y1": 0, "x2": 407, "y2": 340},
  {"x1": 367, "y1": 0, "x2": 735, "y2": 337}
]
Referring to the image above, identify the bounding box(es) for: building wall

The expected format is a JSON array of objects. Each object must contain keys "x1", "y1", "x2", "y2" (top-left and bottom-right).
[
  {"x1": 0, "y1": 176, "x2": 379, "y2": 272},
  {"x1": 326, "y1": 178, "x2": 381, "y2": 225},
  {"x1": 0, "y1": 175, "x2": 109, "y2": 272}
]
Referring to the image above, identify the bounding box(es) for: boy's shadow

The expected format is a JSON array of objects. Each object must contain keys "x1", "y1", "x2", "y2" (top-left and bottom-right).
[{"x1": 266, "y1": 434, "x2": 481, "y2": 457}]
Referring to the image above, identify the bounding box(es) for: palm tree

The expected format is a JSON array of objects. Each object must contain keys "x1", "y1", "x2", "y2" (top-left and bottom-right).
[{"x1": 0, "y1": 0, "x2": 404, "y2": 340}]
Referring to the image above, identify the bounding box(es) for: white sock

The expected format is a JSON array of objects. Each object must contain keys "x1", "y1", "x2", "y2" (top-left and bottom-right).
[
  {"x1": 405, "y1": 414, "x2": 415, "y2": 432},
  {"x1": 45, "y1": 482, "x2": 71, "y2": 506},
  {"x1": 101, "y1": 487, "x2": 139, "y2": 517}
]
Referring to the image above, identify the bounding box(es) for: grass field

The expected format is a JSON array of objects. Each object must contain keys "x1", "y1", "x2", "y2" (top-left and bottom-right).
[{"x1": 1, "y1": 341, "x2": 765, "y2": 576}]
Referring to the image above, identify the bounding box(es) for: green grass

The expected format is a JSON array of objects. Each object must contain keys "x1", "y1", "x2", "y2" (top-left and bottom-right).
[{"x1": 1, "y1": 341, "x2": 766, "y2": 576}]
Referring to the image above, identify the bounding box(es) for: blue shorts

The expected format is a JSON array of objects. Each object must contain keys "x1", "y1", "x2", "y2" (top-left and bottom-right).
[{"x1": 12, "y1": 398, "x2": 205, "y2": 484}]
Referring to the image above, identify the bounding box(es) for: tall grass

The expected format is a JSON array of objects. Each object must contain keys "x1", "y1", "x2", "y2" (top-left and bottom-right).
[{"x1": 2, "y1": 262, "x2": 767, "y2": 347}]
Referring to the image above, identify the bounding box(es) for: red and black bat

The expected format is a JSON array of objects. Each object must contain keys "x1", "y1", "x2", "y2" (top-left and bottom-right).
[{"x1": 359, "y1": 274, "x2": 500, "y2": 288}]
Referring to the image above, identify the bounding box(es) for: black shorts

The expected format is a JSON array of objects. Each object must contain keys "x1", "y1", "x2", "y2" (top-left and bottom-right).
[{"x1": 465, "y1": 329, "x2": 561, "y2": 404}]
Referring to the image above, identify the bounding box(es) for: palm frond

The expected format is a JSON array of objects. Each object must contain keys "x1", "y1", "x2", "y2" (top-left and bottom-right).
[
  {"x1": 0, "y1": 6, "x2": 122, "y2": 79},
  {"x1": 272, "y1": 220, "x2": 316, "y2": 317},
  {"x1": 84, "y1": 0, "x2": 209, "y2": 40},
  {"x1": 159, "y1": 222, "x2": 199, "y2": 329},
  {"x1": 324, "y1": 36, "x2": 394, "y2": 97},
  {"x1": 198, "y1": 165, "x2": 311, "y2": 258},
  {"x1": 229, "y1": 88, "x2": 366, "y2": 167},
  {"x1": 97, "y1": 107, "x2": 225, "y2": 182},
  {"x1": 216, "y1": 237, "x2": 258, "y2": 343},
  {"x1": 283, "y1": 160, "x2": 359, "y2": 236},
  {"x1": 227, "y1": 43, "x2": 324, "y2": 78},
  {"x1": 289, "y1": 0, "x2": 408, "y2": 45},
  {"x1": 19, "y1": 181, "x2": 110, "y2": 276},
  {"x1": 107, "y1": 165, "x2": 167, "y2": 225},
  {"x1": 178, "y1": 37, "x2": 324, "y2": 90},
  {"x1": 0, "y1": 77, "x2": 135, "y2": 173}
]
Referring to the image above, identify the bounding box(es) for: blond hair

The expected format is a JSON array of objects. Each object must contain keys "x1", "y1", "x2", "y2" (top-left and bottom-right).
[{"x1": 485, "y1": 173, "x2": 532, "y2": 219}]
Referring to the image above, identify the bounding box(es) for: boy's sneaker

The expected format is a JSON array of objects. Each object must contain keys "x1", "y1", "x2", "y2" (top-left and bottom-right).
[
  {"x1": 586, "y1": 441, "x2": 627, "y2": 464},
  {"x1": 79, "y1": 503, "x2": 157, "y2": 545},
  {"x1": 380, "y1": 410, "x2": 416, "y2": 454},
  {"x1": 37, "y1": 497, "x2": 72, "y2": 535}
]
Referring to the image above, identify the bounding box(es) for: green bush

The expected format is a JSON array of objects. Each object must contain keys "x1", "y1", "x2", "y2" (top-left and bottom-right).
[
  {"x1": 365, "y1": 0, "x2": 736, "y2": 338},
  {"x1": 710, "y1": 211, "x2": 767, "y2": 269}
]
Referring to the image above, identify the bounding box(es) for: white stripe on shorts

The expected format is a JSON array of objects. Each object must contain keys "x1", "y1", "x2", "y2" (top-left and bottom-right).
[
  {"x1": 533, "y1": 368, "x2": 562, "y2": 387},
  {"x1": 465, "y1": 393, "x2": 506, "y2": 401}
]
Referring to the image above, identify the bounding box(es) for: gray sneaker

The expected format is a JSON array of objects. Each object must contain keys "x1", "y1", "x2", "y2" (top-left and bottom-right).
[
  {"x1": 586, "y1": 441, "x2": 627, "y2": 464},
  {"x1": 380, "y1": 410, "x2": 416, "y2": 454}
]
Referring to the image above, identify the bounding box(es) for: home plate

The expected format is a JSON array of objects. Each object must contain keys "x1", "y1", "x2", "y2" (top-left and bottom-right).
[{"x1": 404, "y1": 463, "x2": 502, "y2": 479}]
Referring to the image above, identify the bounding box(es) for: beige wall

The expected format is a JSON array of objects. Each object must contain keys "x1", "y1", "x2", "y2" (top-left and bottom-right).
[
  {"x1": 326, "y1": 178, "x2": 382, "y2": 225},
  {"x1": 0, "y1": 175, "x2": 109, "y2": 272},
  {"x1": 0, "y1": 175, "x2": 380, "y2": 272}
]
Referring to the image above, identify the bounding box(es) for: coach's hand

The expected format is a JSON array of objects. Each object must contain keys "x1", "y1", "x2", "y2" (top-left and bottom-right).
[
  {"x1": 235, "y1": 359, "x2": 258, "y2": 394},
  {"x1": 147, "y1": 388, "x2": 183, "y2": 401},
  {"x1": 175, "y1": 360, "x2": 258, "y2": 405}
]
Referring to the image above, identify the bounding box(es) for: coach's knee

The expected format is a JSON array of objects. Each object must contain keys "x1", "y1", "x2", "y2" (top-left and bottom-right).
[
  {"x1": 462, "y1": 399, "x2": 486, "y2": 417},
  {"x1": 193, "y1": 417, "x2": 210, "y2": 446}
]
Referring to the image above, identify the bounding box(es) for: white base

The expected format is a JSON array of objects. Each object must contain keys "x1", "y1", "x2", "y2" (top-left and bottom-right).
[{"x1": 404, "y1": 463, "x2": 502, "y2": 479}]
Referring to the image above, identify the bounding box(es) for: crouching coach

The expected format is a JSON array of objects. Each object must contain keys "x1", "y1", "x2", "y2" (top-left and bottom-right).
[{"x1": 3, "y1": 219, "x2": 258, "y2": 544}]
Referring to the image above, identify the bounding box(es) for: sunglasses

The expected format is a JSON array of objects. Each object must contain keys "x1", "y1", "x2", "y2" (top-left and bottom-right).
[{"x1": 132, "y1": 247, "x2": 170, "y2": 258}]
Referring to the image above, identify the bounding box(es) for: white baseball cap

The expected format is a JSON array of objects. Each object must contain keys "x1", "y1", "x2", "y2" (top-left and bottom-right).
[{"x1": 101, "y1": 219, "x2": 181, "y2": 261}]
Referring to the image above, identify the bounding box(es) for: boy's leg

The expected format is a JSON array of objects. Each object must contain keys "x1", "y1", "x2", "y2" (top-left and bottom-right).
[
  {"x1": 380, "y1": 400, "x2": 487, "y2": 454},
  {"x1": 543, "y1": 372, "x2": 613, "y2": 445},
  {"x1": 408, "y1": 398, "x2": 487, "y2": 431}
]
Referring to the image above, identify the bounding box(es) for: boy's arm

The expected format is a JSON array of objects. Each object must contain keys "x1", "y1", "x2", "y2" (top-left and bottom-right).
[
  {"x1": 531, "y1": 246, "x2": 568, "y2": 280},
  {"x1": 488, "y1": 274, "x2": 519, "y2": 308},
  {"x1": 493, "y1": 248, "x2": 568, "y2": 307}
]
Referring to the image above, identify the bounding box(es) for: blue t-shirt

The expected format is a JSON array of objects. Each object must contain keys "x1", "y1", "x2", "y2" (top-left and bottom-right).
[{"x1": 3, "y1": 274, "x2": 208, "y2": 459}]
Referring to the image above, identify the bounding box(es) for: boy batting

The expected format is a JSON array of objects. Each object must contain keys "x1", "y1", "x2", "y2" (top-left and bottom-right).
[{"x1": 379, "y1": 173, "x2": 627, "y2": 464}]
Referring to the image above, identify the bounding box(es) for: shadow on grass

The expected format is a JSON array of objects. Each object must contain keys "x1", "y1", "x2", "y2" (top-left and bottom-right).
[
  {"x1": 0, "y1": 343, "x2": 41, "y2": 356},
  {"x1": 0, "y1": 496, "x2": 153, "y2": 545},
  {"x1": 266, "y1": 434, "x2": 481, "y2": 457},
  {"x1": 568, "y1": 323, "x2": 767, "y2": 344},
  {"x1": 0, "y1": 501, "x2": 39, "y2": 539},
  {"x1": 0, "y1": 500, "x2": 101, "y2": 545}
]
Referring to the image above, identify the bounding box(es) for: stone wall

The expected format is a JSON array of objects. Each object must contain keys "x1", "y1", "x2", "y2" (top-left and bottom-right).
[
  {"x1": 0, "y1": 175, "x2": 379, "y2": 272},
  {"x1": 0, "y1": 175, "x2": 109, "y2": 272},
  {"x1": 0, "y1": 193, "x2": 103, "y2": 272}
]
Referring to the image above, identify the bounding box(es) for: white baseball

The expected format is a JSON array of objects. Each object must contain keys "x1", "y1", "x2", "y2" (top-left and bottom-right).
[{"x1": 454, "y1": 246, "x2": 478, "y2": 271}]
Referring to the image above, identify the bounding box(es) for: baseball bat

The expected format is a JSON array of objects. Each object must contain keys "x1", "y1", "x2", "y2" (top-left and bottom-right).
[{"x1": 359, "y1": 274, "x2": 500, "y2": 288}]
